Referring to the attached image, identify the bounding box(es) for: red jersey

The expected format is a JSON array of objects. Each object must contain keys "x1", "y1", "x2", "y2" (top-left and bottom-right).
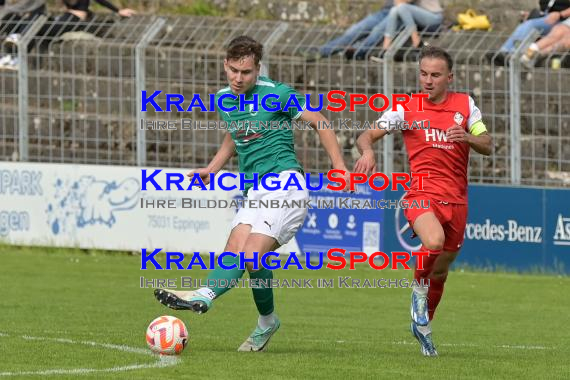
[{"x1": 379, "y1": 92, "x2": 484, "y2": 204}]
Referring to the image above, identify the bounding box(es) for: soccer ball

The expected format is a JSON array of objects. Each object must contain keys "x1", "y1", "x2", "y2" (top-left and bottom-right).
[{"x1": 146, "y1": 315, "x2": 188, "y2": 355}]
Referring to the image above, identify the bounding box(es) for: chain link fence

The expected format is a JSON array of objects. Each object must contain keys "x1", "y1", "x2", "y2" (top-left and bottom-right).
[{"x1": 1, "y1": 14, "x2": 569, "y2": 187}]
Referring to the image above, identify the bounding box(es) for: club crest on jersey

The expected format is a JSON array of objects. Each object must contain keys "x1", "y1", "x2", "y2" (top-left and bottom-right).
[
  {"x1": 248, "y1": 103, "x2": 258, "y2": 116},
  {"x1": 453, "y1": 112, "x2": 465, "y2": 125}
]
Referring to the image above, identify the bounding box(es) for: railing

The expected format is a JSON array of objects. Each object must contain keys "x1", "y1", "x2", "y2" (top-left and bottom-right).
[{"x1": 1, "y1": 15, "x2": 568, "y2": 187}]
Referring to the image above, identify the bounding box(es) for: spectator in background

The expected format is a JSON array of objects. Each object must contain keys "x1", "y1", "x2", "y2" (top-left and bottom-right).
[
  {"x1": 304, "y1": 0, "x2": 394, "y2": 61},
  {"x1": 60, "y1": 0, "x2": 135, "y2": 22},
  {"x1": 521, "y1": 16, "x2": 570, "y2": 67},
  {"x1": 383, "y1": 0, "x2": 444, "y2": 50},
  {"x1": 489, "y1": 0, "x2": 570, "y2": 65},
  {"x1": 0, "y1": 0, "x2": 136, "y2": 70},
  {"x1": 0, "y1": 0, "x2": 46, "y2": 40}
]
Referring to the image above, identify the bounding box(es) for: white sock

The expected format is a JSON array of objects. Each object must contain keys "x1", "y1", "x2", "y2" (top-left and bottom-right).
[
  {"x1": 413, "y1": 284, "x2": 428, "y2": 297},
  {"x1": 258, "y1": 313, "x2": 276, "y2": 330},
  {"x1": 196, "y1": 287, "x2": 216, "y2": 300}
]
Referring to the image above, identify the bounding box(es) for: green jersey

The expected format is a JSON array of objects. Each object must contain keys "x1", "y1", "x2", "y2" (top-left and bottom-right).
[{"x1": 215, "y1": 76, "x2": 306, "y2": 193}]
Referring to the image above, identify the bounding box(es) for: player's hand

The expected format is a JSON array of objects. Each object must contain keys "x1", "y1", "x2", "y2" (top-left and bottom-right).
[
  {"x1": 354, "y1": 150, "x2": 377, "y2": 177},
  {"x1": 118, "y1": 8, "x2": 136, "y2": 17},
  {"x1": 446, "y1": 125, "x2": 470, "y2": 143},
  {"x1": 187, "y1": 167, "x2": 212, "y2": 186}
]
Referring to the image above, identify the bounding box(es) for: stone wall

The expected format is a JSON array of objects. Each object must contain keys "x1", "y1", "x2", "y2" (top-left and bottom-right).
[{"x1": 38, "y1": 0, "x2": 538, "y2": 31}]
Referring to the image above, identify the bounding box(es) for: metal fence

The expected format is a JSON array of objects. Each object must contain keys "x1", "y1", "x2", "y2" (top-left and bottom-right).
[{"x1": 1, "y1": 14, "x2": 569, "y2": 188}]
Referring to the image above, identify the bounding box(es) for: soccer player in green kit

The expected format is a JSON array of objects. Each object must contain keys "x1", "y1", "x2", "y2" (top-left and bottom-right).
[{"x1": 155, "y1": 36, "x2": 350, "y2": 351}]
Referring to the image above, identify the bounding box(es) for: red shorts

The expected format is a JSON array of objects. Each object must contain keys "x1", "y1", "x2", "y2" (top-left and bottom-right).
[{"x1": 403, "y1": 193, "x2": 468, "y2": 252}]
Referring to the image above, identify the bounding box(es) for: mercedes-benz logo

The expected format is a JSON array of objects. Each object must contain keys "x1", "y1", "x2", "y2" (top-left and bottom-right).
[{"x1": 394, "y1": 193, "x2": 422, "y2": 251}]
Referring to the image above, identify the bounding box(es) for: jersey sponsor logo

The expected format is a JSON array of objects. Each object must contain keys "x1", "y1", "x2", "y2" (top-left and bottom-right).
[
  {"x1": 424, "y1": 128, "x2": 455, "y2": 150},
  {"x1": 235, "y1": 128, "x2": 262, "y2": 143},
  {"x1": 424, "y1": 128, "x2": 453, "y2": 145},
  {"x1": 424, "y1": 128, "x2": 447, "y2": 142}
]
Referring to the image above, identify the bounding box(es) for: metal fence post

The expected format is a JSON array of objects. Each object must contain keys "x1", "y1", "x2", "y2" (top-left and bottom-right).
[
  {"x1": 382, "y1": 26, "x2": 414, "y2": 174},
  {"x1": 135, "y1": 17, "x2": 166, "y2": 167},
  {"x1": 260, "y1": 22, "x2": 288, "y2": 76},
  {"x1": 508, "y1": 29, "x2": 540, "y2": 185},
  {"x1": 17, "y1": 15, "x2": 47, "y2": 162}
]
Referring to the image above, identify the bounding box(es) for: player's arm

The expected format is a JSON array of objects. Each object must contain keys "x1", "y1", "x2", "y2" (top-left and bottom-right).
[
  {"x1": 467, "y1": 132, "x2": 492, "y2": 156},
  {"x1": 282, "y1": 84, "x2": 350, "y2": 188},
  {"x1": 446, "y1": 97, "x2": 493, "y2": 156},
  {"x1": 299, "y1": 111, "x2": 347, "y2": 170},
  {"x1": 187, "y1": 132, "x2": 236, "y2": 185},
  {"x1": 299, "y1": 111, "x2": 351, "y2": 191},
  {"x1": 354, "y1": 107, "x2": 403, "y2": 175},
  {"x1": 447, "y1": 127, "x2": 492, "y2": 156}
]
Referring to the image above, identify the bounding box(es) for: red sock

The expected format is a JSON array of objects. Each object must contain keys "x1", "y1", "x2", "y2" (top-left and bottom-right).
[
  {"x1": 414, "y1": 245, "x2": 438, "y2": 282},
  {"x1": 427, "y1": 276, "x2": 446, "y2": 320},
  {"x1": 413, "y1": 246, "x2": 447, "y2": 320}
]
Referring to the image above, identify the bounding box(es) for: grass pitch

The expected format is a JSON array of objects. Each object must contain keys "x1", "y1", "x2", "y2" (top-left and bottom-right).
[{"x1": 1, "y1": 246, "x2": 569, "y2": 379}]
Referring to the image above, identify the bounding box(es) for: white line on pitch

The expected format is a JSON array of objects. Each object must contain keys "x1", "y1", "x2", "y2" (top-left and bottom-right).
[
  {"x1": 194, "y1": 333, "x2": 555, "y2": 351},
  {"x1": 0, "y1": 333, "x2": 179, "y2": 377},
  {"x1": 22, "y1": 335, "x2": 152, "y2": 356},
  {"x1": 287, "y1": 337, "x2": 553, "y2": 350},
  {"x1": 391, "y1": 340, "x2": 551, "y2": 350}
]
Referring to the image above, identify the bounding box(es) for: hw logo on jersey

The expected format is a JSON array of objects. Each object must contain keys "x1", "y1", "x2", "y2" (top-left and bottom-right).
[{"x1": 424, "y1": 129, "x2": 448, "y2": 142}]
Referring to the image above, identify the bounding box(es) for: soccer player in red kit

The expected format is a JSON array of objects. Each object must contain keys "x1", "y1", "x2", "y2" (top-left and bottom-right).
[{"x1": 355, "y1": 45, "x2": 493, "y2": 356}]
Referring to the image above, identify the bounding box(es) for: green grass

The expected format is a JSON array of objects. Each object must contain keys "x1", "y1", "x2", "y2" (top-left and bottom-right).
[{"x1": 1, "y1": 246, "x2": 569, "y2": 379}]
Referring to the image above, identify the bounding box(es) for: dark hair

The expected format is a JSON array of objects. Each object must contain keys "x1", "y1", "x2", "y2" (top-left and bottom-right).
[
  {"x1": 419, "y1": 45, "x2": 454, "y2": 71},
  {"x1": 226, "y1": 36, "x2": 263, "y2": 65}
]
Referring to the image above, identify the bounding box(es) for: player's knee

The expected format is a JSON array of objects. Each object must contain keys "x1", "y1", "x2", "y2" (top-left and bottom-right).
[
  {"x1": 245, "y1": 261, "x2": 257, "y2": 273},
  {"x1": 423, "y1": 235, "x2": 444, "y2": 251},
  {"x1": 224, "y1": 237, "x2": 243, "y2": 253},
  {"x1": 242, "y1": 249, "x2": 261, "y2": 272},
  {"x1": 224, "y1": 243, "x2": 241, "y2": 253}
]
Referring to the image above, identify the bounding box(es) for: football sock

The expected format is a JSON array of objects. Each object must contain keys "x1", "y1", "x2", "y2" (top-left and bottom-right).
[
  {"x1": 413, "y1": 284, "x2": 428, "y2": 297},
  {"x1": 258, "y1": 312, "x2": 277, "y2": 330},
  {"x1": 414, "y1": 245, "x2": 438, "y2": 282},
  {"x1": 428, "y1": 275, "x2": 447, "y2": 320},
  {"x1": 414, "y1": 246, "x2": 442, "y2": 320},
  {"x1": 204, "y1": 253, "x2": 245, "y2": 297},
  {"x1": 249, "y1": 267, "x2": 274, "y2": 316},
  {"x1": 196, "y1": 288, "x2": 216, "y2": 301}
]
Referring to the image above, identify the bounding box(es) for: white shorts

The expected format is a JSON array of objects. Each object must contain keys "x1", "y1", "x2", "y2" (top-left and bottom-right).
[{"x1": 231, "y1": 171, "x2": 309, "y2": 246}]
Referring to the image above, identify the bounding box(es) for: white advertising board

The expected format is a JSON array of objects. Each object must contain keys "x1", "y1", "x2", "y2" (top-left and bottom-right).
[{"x1": 0, "y1": 162, "x2": 243, "y2": 252}]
